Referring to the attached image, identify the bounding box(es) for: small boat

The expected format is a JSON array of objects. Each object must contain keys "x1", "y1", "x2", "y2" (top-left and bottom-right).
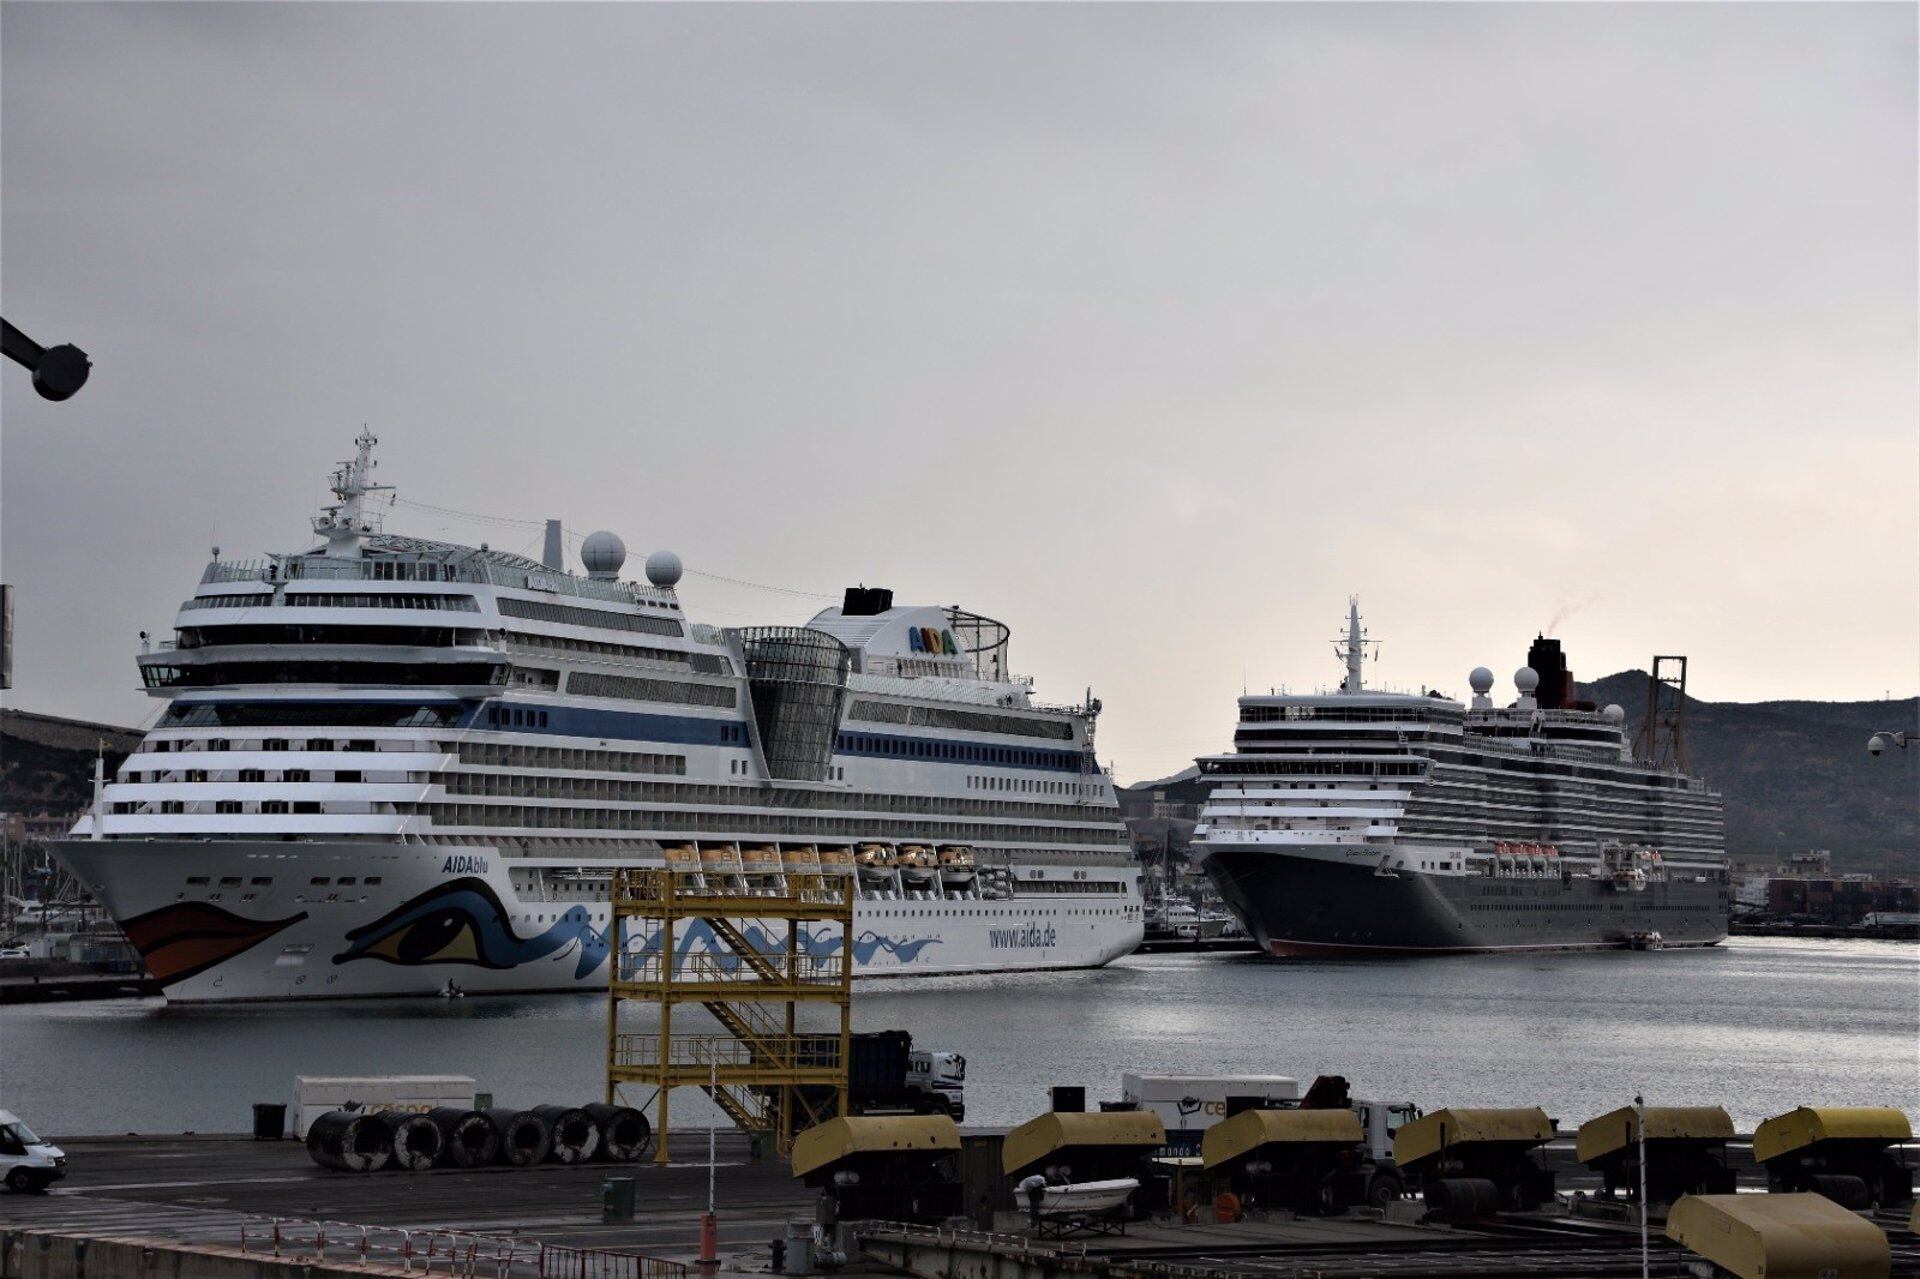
[
  {"x1": 937, "y1": 845, "x2": 978, "y2": 888},
  {"x1": 1628, "y1": 930, "x2": 1664, "y2": 951},
  {"x1": 1039, "y1": 1178, "x2": 1139, "y2": 1217},
  {"x1": 898, "y1": 844, "x2": 937, "y2": 886},
  {"x1": 855, "y1": 843, "x2": 898, "y2": 885}
]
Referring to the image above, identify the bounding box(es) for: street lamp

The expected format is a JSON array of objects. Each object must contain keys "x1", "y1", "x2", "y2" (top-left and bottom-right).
[
  {"x1": 1867, "y1": 732, "x2": 1911, "y2": 756},
  {"x1": 1, "y1": 317, "x2": 90, "y2": 401}
]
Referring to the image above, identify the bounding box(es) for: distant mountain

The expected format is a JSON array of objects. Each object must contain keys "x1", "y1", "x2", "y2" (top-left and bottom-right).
[
  {"x1": 1577, "y1": 672, "x2": 1916, "y2": 873},
  {"x1": 2, "y1": 709, "x2": 144, "y2": 819},
  {"x1": 1119, "y1": 678, "x2": 1918, "y2": 874}
]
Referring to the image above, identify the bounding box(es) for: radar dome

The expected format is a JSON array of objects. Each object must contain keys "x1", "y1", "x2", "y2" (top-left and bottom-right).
[
  {"x1": 645, "y1": 550, "x2": 683, "y2": 588},
  {"x1": 1514, "y1": 666, "x2": 1541, "y2": 693},
  {"x1": 1469, "y1": 667, "x2": 1495, "y2": 694},
  {"x1": 581, "y1": 530, "x2": 627, "y2": 580},
  {"x1": 1603, "y1": 703, "x2": 1626, "y2": 724}
]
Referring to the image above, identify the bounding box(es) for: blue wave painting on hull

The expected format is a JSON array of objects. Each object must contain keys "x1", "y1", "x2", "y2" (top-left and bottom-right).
[
  {"x1": 334, "y1": 877, "x2": 610, "y2": 978},
  {"x1": 626, "y1": 920, "x2": 942, "y2": 966}
]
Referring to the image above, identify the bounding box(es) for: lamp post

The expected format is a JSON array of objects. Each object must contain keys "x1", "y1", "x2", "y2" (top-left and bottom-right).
[{"x1": 1, "y1": 317, "x2": 90, "y2": 401}]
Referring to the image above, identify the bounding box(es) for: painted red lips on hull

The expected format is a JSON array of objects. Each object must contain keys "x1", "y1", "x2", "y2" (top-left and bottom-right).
[{"x1": 119, "y1": 902, "x2": 308, "y2": 985}]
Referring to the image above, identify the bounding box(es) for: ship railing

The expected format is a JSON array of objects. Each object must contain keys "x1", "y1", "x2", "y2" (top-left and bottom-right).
[
  {"x1": 238, "y1": 1214, "x2": 690, "y2": 1277},
  {"x1": 200, "y1": 554, "x2": 676, "y2": 609}
]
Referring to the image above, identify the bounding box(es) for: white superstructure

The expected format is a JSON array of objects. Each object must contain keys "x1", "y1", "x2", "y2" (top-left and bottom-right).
[{"x1": 52, "y1": 435, "x2": 1141, "y2": 1001}]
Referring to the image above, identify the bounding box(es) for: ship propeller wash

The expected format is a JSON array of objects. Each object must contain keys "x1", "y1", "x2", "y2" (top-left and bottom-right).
[
  {"x1": 51, "y1": 434, "x2": 1141, "y2": 1000},
  {"x1": 1192, "y1": 600, "x2": 1729, "y2": 956}
]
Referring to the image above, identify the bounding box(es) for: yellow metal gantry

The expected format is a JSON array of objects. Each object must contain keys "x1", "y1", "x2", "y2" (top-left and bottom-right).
[{"x1": 606, "y1": 865, "x2": 854, "y2": 1162}]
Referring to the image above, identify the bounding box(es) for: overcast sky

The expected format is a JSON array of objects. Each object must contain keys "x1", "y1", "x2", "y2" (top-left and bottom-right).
[{"x1": 3, "y1": 2, "x2": 1914, "y2": 783}]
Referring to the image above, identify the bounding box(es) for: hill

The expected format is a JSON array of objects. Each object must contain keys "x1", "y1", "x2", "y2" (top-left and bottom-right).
[
  {"x1": 2, "y1": 709, "x2": 145, "y2": 817},
  {"x1": 1577, "y1": 673, "x2": 1915, "y2": 873},
  {"x1": 1119, "y1": 678, "x2": 1918, "y2": 874}
]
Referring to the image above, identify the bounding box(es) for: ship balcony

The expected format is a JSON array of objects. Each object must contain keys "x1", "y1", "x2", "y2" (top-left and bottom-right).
[
  {"x1": 78, "y1": 812, "x2": 408, "y2": 837},
  {"x1": 136, "y1": 644, "x2": 509, "y2": 695}
]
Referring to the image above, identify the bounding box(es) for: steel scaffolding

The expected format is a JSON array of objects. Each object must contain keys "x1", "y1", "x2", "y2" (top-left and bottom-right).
[{"x1": 606, "y1": 865, "x2": 854, "y2": 1162}]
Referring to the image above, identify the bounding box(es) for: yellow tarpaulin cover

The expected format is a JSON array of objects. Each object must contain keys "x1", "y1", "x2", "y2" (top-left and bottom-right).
[
  {"x1": 1752, "y1": 1107, "x2": 1913, "y2": 1165},
  {"x1": 1393, "y1": 1107, "x2": 1553, "y2": 1169},
  {"x1": 790, "y1": 1114, "x2": 960, "y2": 1179},
  {"x1": 1576, "y1": 1105, "x2": 1734, "y2": 1164},
  {"x1": 1666, "y1": 1193, "x2": 1891, "y2": 1279},
  {"x1": 1202, "y1": 1108, "x2": 1364, "y2": 1168},
  {"x1": 1001, "y1": 1110, "x2": 1167, "y2": 1175}
]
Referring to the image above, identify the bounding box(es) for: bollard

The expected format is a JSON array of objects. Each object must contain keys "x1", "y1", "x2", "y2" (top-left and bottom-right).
[{"x1": 699, "y1": 1211, "x2": 719, "y2": 1276}]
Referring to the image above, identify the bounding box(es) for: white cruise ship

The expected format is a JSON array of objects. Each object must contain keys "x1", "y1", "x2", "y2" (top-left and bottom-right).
[
  {"x1": 51, "y1": 434, "x2": 1142, "y2": 1001},
  {"x1": 1192, "y1": 601, "x2": 1729, "y2": 956}
]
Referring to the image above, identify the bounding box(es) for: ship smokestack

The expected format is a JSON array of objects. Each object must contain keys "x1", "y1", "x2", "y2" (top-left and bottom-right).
[{"x1": 1526, "y1": 635, "x2": 1575, "y2": 711}]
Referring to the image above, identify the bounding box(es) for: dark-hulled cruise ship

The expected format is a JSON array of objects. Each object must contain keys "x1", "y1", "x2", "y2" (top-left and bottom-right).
[{"x1": 1192, "y1": 602, "x2": 1729, "y2": 956}]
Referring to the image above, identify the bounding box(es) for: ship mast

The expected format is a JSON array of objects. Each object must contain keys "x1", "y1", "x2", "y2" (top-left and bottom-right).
[
  {"x1": 1333, "y1": 596, "x2": 1376, "y2": 693},
  {"x1": 311, "y1": 430, "x2": 395, "y2": 558}
]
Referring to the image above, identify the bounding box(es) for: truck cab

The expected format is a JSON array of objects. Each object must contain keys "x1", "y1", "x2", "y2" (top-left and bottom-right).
[
  {"x1": 908, "y1": 1050, "x2": 966, "y2": 1122},
  {"x1": 0, "y1": 1111, "x2": 66, "y2": 1193}
]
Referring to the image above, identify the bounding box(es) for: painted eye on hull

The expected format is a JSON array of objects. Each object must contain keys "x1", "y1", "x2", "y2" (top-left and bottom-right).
[{"x1": 355, "y1": 907, "x2": 487, "y2": 966}]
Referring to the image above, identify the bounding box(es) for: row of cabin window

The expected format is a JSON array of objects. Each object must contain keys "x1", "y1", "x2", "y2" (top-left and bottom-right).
[
  {"x1": 837, "y1": 732, "x2": 1080, "y2": 771},
  {"x1": 144, "y1": 737, "x2": 380, "y2": 753},
  {"x1": 182, "y1": 874, "x2": 383, "y2": 887}
]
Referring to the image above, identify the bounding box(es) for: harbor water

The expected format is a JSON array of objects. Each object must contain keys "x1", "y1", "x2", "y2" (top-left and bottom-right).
[{"x1": 2, "y1": 936, "x2": 1914, "y2": 1136}]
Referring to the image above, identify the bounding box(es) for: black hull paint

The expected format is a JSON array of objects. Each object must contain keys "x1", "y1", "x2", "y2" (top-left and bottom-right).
[{"x1": 1202, "y1": 849, "x2": 1730, "y2": 956}]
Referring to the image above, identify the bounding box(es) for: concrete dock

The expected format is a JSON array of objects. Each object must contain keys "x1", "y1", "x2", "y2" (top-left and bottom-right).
[{"x1": 3, "y1": 1131, "x2": 1915, "y2": 1279}]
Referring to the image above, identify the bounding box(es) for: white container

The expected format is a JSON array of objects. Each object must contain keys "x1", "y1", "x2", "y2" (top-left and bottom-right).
[
  {"x1": 293, "y1": 1075, "x2": 476, "y2": 1139},
  {"x1": 1118, "y1": 1073, "x2": 1300, "y2": 1136}
]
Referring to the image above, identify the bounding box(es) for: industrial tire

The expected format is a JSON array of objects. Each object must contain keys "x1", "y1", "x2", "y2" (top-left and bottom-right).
[{"x1": 1366, "y1": 1175, "x2": 1402, "y2": 1210}]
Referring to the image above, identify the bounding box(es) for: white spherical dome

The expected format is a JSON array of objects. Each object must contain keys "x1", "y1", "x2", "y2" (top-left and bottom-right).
[
  {"x1": 644, "y1": 550, "x2": 683, "y2": 588},
  {"x1": 1603, "y1": 703, "x2": 1626, "y2": 724},
  {"x1": 1514, "y1": 666, "x2": 1541, "y2": 693},
  {"x1": 581, "y1": 530, "x2": 627, "y2": 578},
  {"x1": 1469, "y1": 666, "x2": 1495, "y2": 694}
]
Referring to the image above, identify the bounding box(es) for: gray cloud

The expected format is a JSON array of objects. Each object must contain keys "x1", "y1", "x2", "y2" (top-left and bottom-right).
[{"x1": 3, "y1": 1, "x2": 1913, "y2": 782}]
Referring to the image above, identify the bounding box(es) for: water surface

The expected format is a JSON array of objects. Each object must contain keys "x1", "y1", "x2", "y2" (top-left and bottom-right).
[{"x1": 3, "y1": 937, "x2": 1913, "y2": 1135}]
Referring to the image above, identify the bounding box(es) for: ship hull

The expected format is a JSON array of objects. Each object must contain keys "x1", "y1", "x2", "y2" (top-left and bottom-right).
[
  {"x1": 52, "y1": 839, "x2": 1142, "y2": 1002},
  {"x1": 1200, "y1": 844, "x2": 1729, "y2": 957}
]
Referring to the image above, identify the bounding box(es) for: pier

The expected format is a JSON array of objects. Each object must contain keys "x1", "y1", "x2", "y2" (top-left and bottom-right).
[{"x1": 5, "y1": 1130, "x2": 1916, "y2": 1278}]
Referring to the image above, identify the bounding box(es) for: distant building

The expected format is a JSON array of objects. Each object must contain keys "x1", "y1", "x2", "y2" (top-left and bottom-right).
[
  {"x1": 1781, "y1": 849, "x2": 1834, "y2": 877},
  {"x1": 2, "y1": 809, "x2": 83, "y2": 846},
  {"x1": 1767, "y1": 876, "x2": 1918, "y2": 926}
]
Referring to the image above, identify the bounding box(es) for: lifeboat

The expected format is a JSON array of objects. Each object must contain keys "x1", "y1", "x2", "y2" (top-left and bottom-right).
[
  {"x1": 855, "y1": 843, "x2": 898, "y2": 885},
  {"x1": 700, "y1": 843, "x2": 745, "y2": 885},
  {"x1": 897, "y1": 844, "x2": 938, "y2": 887},
  {"x1": 740, "y1": 844, "x2": 782, "y2": 884},
  {"x1": 664, "y1": 843, "x2": 701, "y2": 882},
  {"x1": 938, "y1": 845, "x2": 978, "y2": 889},
  {"x1": 781, "y1": 845, "x2": 823, "y2": 875}
]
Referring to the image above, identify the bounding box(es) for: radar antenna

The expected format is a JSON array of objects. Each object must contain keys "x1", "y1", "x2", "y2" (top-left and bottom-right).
[{"x1": 1332, "y1": 596, "x2": 1380, "y2": 694}]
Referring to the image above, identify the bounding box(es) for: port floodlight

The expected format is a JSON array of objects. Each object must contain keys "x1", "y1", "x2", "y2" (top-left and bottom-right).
[
  {"x1": 581, "y1": 530, "x2": 626, "y2": 579},
  {"x1": 644, "y1": 549, "x2": 683, "y2": 588}
]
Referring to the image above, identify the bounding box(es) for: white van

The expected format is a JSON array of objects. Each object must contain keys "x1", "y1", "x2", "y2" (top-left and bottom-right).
[{"x1": 0, "y1": 1111, "x2": 66, "y2": 1192}]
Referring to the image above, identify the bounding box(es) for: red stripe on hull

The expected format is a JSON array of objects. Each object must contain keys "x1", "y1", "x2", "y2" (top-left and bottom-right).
[{"x1": 1265, "y1": 937, "x2": 1723, "y2": 958}]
